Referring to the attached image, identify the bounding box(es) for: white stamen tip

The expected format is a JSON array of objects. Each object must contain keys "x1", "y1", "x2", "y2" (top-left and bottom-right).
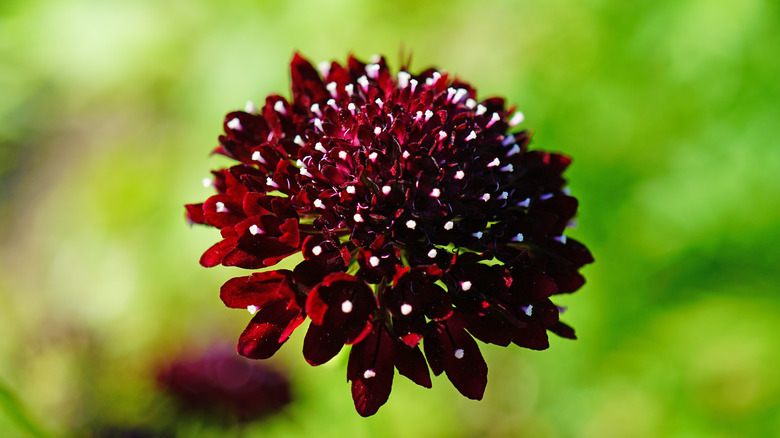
[
  {"x1": 374, "y1": 126, "x2": 382, "y2": 135},
  {"x1": 509, "y1": 112, "x2": 525, "y2": 126},
  {"x1": 249, "y1": 224, "x2": 261, "y2": 235},
  {"x1": 555, "y1": 235, "x2": 568, "y2": 244},
  {"x1": 405, "y1": 219, "x2": 417, "y2": 229},
  {"x1": 363, "y1": 369, "x2": 376, "y2": 379},
  {"x1": 353, "y1": 213, "x2": 364, "y2": 223},
  {"x1": 346, "y1": 185, "x2": 356, "y2": 194},
  {"x1": 382, "y1": 185, "x2": 391, "y2": 195},
  {"x1": 430, "y1": 188, "x2": 441, "y2": 198},
  {"x1": 409, "y1": 79, "x2": 418, "y2": 92},
  {"x1": 366, "y1": 64, "x2": 380, "y2": 79},
  {"x1": 294, "y1": 135, "x2": 305, "y2": 146},
  {"x1": 424, "y1": 109, "x2": 433, "y2": 121},
  {"x1": 345, "y1": 84, "x2": 355, "y2": 96},
  {"x1": 475, "y1": 105, "x2": 487, "y2": 116},
  {"x1": 427, "y1": 249, "x2": 438, "y2": 258},
  {"x1": 453, "y1": 88, "x2": 468, "y2": 104},
  {"x1": 397, "y1": 71, "x2": 411, "y2": 88},
  {"x1": 338, "y1": 150, "x2": 348, "y2": 160},
  {"x1": 313, "y1": 199, "x2": 325, "y2": 209},
  {"x1": 315, "y1": 142, "x2": 327, "y2": 154},
  {"x1": 252, "y1": 150, "x2": 266, "y2": 164},
  {"x1": 500, "y1": 164, "x2": 514, "y2": 172},
  {"x1": 487, "y1": 112, "x2": 501, "y2": 127},
  {"x1": 227, "y1": 118, "x2": 242, "y2": 130},
  {"x1": 473, "y1": 231, "x2": 483, "y2": 239},
  {"x1": 245, "y1": 100, "x2": 257, "y2": 113},
  {"x1": 454, "y1": 349, "x2": 465, "y2": 359},
  {"x1": 215, "y1": 201, "x2": 228, "y2": 213},
  {"x1": 312, "y1": 245, "x2": 322, "y2": 256},
  {"x1": 481, "y1": 193, "x2": 491, "y2": 202},
  {"x1": 444, "y1": 220, "x2": 454, "y2": 230},
  {"x1": 402, "y1": 150, "x2": 410, "y2": 159},
  {"x1": 524, "y1": 304, "x2": 533, "y2": 316},
  {"x1": 341, "y1": 300, "x2": 353, "y2": 313},
  {"x1": 502, "y1": 134, "x2": 516, "y2": 146},
  {"x1": 326, "y1": 81, "x2": 338, "y2": 97},
  {"x1": 438, "y1": 130, "x2": 448, "y2": 141},
  {"x1": 513, "y1": 233, "x2": 525, "y2": 242},
  {"x1": 369, "y1": 256, "x2": 380, "y2": 267},
  {"x1": 487, "y1": 157, "x2": 500, "y2": 167},
  {"x1": 327, "y1": 98, "x2": 337, "y2": 109},
  {"x1": 465, "y1": 131, "x2": 477, "y2": 141},
  {"x1": 518, "y1": 198, "x2": 531, "y2": 208},
  {"x1": 460, "y1": 281, "x2": 472, "y2": 291},
  {"x1": 446, "y1": 87, "x2": 456, "y2": 102},
  {"x1": 266, "y1": 177, "x2": 279, "y2": 188},
  {"x1": 400, "y1": 304, "x2": 413, "y2": 315},
  {"x1": 507, "y1": 144, "x2": 521, "y2": 157},
  {"x1": 202, "y1": 178, "x2": 213, "y2": 187},
  {"x1": 247, "y1": 305, "x2": 258, "y2": 315},
  {"x1": 499, "y1": 191, "x2": 509, "y2": 200},
  {"x1": 368, "y1": 152, "x2": 378, "y2": 162},
  {"x1": 273, "y1": 100, "x2": 286, "y2": 115},
  {"x1": 347, "y1": 102, "x2": 356, "y2": 113},
  {"x1": 454, "y1": 170, "x2": 465, "y2": 180},
  {"x1": 465, "y1": 98, "x2": 477, "y2": 109},
  {"x1": 317, "y1": 61, "x2": 331, "y2": 76},
  {"x1": 313, "y1": 118, "x2": 323, "y2": 132},
  {"x1": 310, "y1": 103, "x2": 322, "y2": 117},
  {"x1": 357, "y1": 76, "x2": 369, "y2": 90}
]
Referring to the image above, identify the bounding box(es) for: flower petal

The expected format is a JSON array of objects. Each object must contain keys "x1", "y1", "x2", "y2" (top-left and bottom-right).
[
  {"x1": 302, "y1": 324, "x2": 344, "y2": 366},
  {"x1": 238, "y1": 300, "x2": 304, "y2": 359},
  {"x1": 347, "y1": 327, "x2": 395, "y2": 417}
]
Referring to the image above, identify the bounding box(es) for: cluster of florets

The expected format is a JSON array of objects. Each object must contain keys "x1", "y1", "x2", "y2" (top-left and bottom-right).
[{"x1": 186, "y1": 53, "x2": 593, "y2": 416}]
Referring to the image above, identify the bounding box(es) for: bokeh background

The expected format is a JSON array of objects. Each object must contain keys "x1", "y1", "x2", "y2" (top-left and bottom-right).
[{"x1": 2, "y1": 0, "x2": 779, "y2": 436}]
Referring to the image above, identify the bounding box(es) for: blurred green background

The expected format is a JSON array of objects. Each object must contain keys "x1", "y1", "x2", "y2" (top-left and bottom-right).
[{"x1": 2, "y1": 0, "x2": 779, "y2": 436}]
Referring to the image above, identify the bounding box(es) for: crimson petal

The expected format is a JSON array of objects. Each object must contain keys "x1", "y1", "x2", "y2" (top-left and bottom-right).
[{"x1": 238, "y1": 300, "x2": 304, "y2": 359}]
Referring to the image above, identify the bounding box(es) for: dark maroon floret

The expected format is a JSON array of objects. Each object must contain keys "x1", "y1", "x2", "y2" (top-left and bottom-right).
[{"x1": 186, "y1": 53, "x2": 593, "y2": 416}]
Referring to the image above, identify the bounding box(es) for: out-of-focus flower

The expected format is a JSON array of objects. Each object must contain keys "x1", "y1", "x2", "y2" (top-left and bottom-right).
[
  {"x1": 186, "y1": 53, "x2": 593, "y2": 416},
  {"x1": 156, "y1": 346, "x2": 291, "y2": 422}
]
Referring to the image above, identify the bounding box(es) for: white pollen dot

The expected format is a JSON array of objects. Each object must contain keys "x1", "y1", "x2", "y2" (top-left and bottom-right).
[
  {"x1": 312, "y1": 245, "x2": 322, "y2": 256},
  {"x1": 432, "y1": 71, "x2": 441, "y2": 82},
  {"x1": 346, "y1": 185, "x2": 356, "y2": 194},
  {"x1": 397, "y1": 71, "x2": 411, "y2": 88},
  {"x1": 465, "y1": 131, "x2": 477, "y2": 141},
  {"x1": 446, "y1": 87, "x2": 456, "y2": 102},
  {"x1": 247, "y1": 305, "x2": 258, "y2": 315},
  {"x1": 502, "y1": 134, "x2": 516, "y2": 146},
  {"x1": 465, "y1": 98, "x2": 477, "y2": 109},
  {"x1": 347, "y1": 102, "x2": 356, "y2": 112},
  {"x1": 507, "y1": 144, "x2": 521, "y2": 157},
  {"x1": 518, "y1": 198, "x2": 531, "y2": 208},
  {"x1": 427, "y1": 249, "x2": 438, "y2": 258},
  {"x1": 444, "y1": 220, "x2": 454, "y2": 230},
  {"x1": 317, "y1": 61, "x2": 330, "y2": 76},
  {"x1": 524, "y1": 304, "x2": 533, "y2": 316},
  {"x1": 438, "y1": 130, "x2": 448, "y2": 140},
  {"x1": 227, "y1": 118, "x2": 242, "y2": 130},
  {"x1": 327, "y1": 98, "x2": 337, "y2": 109},
  {"x1": 369, "y1": 152, "x2": 378, "y2": 161},
  {"x1": 409, "y1": 78, "x2": 418, "y2": 92},
  {"x1": 202, "y1": 178, "x2": 213, "y2": 187},
  {"x1": 400, "y1": 304, "x2": 413, "y2": 315},
  {"x1": 249, "y1": 224, "x2": 261, "y2": 235},
  {"x1": 454, "y1": 349, "x2": 465, "y2": 359},
  {"x1": 430, "y1": 188, "x2": 441, "y2": 198},
  {"x1": 313, "y1": 199, "x2": 325, "y2": 209},
  {"x1": 487, "y1": 157, "x2": 500, "y2": 167},
  {"x1": 357, "y1": 76, "x2": 369, "y2": 90},
  {"x1": 461, "y1": 281, "x2": 472, "y2": 291},
  {"x1": 513, "y1": 233, "x2": 525, "y2": 242},
  {"x1": 481, "y1": 193, "x2": 491, "y2": 202},
  {"x1": 382, "y1": 185, "x2": 391, "y2": 195},
  {"x1": 341, "y1": 300, "x2": 353, "y2": 313},
  {"x1": 473, "y1": 231, "x2": 483, "y2": 239},
  {"x1": 353, "y1": 213, "x2": 364, "y2": 222},
  {"x1": 475, "y1": 105, "x2": 487, "y2": 116},
  {"x1": 345, "y1": 84, "x2": 355, "y2": 96},
  {"x1": 313, "y1": 118, "x2": 323, "y2": 131},
  {"x1": 555, "y1": 235, "x2": 568, "y2": 244},
  {"x1": 455, "y1": 170, "x2": 465, "y2": 180},
  {"x1": 363, "y1": 369, "x2": 376, "y2": 379},
  {"x1": 509, "y1": 112, "x2": 525, "y2": 126},
  {"x1": 415, "y1": 110, "x2": 423, "y2": 120},
  {"x1": 315, "y1": 142, "x2": 327, "y2": 153},
  {"x1": 273, "y1": 100, "x2": 286, "y2": 114},
  {"x1": 338, "y1": 150, "x2": 348, "y2": 160},
  {"x1": 215, "y1": 202, "x2": 228, "y2": 213},
  {"x1": 374, "y1": 126, "x2": 382, "y2": 135},
  {"x1": 369, "y1": 256, "x2": 380, "y2": 267},
  {"x1": 424, "y1": 109, "x2": 433, "y2": 120},
  {"x1": 375, "y1": 98, "x2": 384, "y2": 108},
  {"x1": 500, "y1": 164, "x2": 514, "y2": 172},
  {"x1": 453, "y1": 88, "x2": 468, "y2": 103},
  {"x1": 294, "y1": 135, "x2": 305, "y2": 146},
  {"x1": 245, "y1": 101, "x2": 257, "y2": 113},
  {"x1": 402, "y1": 150, "x2": 410, "y2": 159},
  {"x1": 366, "y1": 64, "x2": 380, "y2": 79},
  {"x1": 406, "y1": 219, "x2": 417, "y2": 229},
  {"x1": 266, "y1": 177, "x2": 279, "y2": 188},
  {"x1": 310, "y1": 103, "x2": 321, "y2": 117}
]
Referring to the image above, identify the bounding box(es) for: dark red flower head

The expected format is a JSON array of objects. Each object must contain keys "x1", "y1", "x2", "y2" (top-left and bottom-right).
[{"x1": 186, "y1": 53, "x2": 593, "y2": 416}]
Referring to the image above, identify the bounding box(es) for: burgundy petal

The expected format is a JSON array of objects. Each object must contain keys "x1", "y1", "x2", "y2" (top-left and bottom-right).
[
  {"x1": 347, "y1": 327, "x2": 395, "y2": 417},
  {"x1": 199, "y1": 237, "x2": 238, "y2": 267},
  {"x1": 238, "y1": 300, "x2": 305, "y2": 359},
  {"x1": 220, "y1": 270, "x2": 295, "y2": 310},
  {"x1": 432, "y1": 317, "x2": 488, "y2": 400},
  {"x1": 302, "y1": 324, "x2": 344, "y2": 366}
]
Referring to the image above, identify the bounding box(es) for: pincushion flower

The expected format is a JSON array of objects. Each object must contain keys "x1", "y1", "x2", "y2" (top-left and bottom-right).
[{"x1": 186, "y1": 53, "x2": 593, "y2": 416}]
